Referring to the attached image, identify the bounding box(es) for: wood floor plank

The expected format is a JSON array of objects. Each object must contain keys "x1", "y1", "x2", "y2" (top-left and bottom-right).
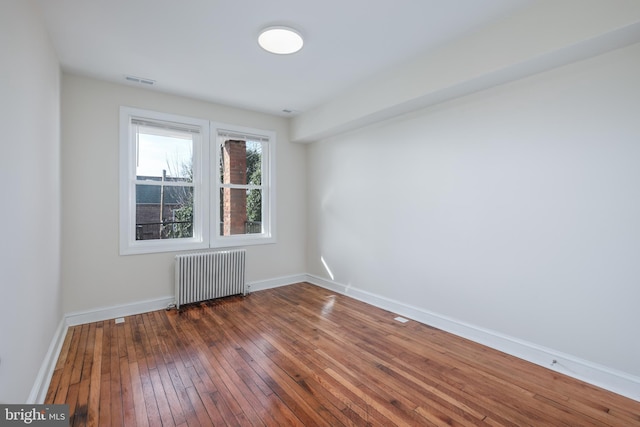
[
  {"x1": 97, "y1": 372, "x2": 111, "y2": 427},
  {"x1": 140, "y1": 369, "x2": 162, "y2": 427},
  {"x1": 148, "y1": 365, "x2": 177, "y2": 426},
  {"x1": 156, "y1": 360, "x2": 188, "y2": 425},
  {"x1": 53, "y1": 326, "x2": 82, "y2": 405},
  {"x1": 73, "y1": 378, "x2": 90, "y2": 427},
  {"x1": 108, "y1": 324, "x2": 124, "y2": 427},
  {"x1": 87, "y1": 324, "x2": 103, "y2": 427},
  {"x1": 65, "y1": 382, "x2": 80, "y2": 427},
  {"x1": 127, "y1": 361, "x2": 149, "y2": 427},
  {"x1": 70, "y1": 324, "x2": 89, "y2": 386},
  {"x1": 117, "y1": 358, "x2": 134, "y2": 426},
  {"x1": 80, "y1": 323, "x2": 96, "y2": 385},
  {"x1": 100, "y1": 320, "x2": 112, "y2": 376},
  {"x1": 184, "y1": 384, "x2": 215, "y2": 426},
  {"x1": 47, "y1": 283, "x2": 640, "y2": 426},
  {"x1": 186, "y1": 365, "x2": 227, "y2": 425}
]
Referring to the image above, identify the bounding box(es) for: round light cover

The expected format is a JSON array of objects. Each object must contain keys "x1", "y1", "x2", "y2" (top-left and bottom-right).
[{"x1": 258, "y1": 27, "x2": 303, "y2": 54}]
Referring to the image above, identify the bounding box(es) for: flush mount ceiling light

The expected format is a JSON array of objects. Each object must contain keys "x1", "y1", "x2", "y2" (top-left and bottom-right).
[{"x1": 258, "y1": 26, "x2": 304, "y2": 55}]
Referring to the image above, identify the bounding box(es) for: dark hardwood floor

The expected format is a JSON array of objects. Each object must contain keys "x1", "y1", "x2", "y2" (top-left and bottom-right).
[{"x1": 46, "y1": 282, "x2": 640, "y2": 426}]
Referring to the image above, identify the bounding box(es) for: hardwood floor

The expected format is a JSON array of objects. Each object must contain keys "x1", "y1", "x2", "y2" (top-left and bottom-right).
[{"x1": 46, "y1": 282, "x2": 640, "y2": 426}]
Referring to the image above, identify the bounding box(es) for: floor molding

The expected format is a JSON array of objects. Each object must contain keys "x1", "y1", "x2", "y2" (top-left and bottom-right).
[
  {"x1": 63, "y1": 273, "x2": 307, "y2": 327},
  {"x1": 247, "y1": 273, "x2": 308, "y2": 293},
  {"x1": 305, "y1": 274, "x2": 640, "y2": 402},
  {"x1": 65, "y1": 296, "x2": 175, "y2": 327},
  {"x1": 28, "y1": 318, "x2": 68, "y2": 404}
]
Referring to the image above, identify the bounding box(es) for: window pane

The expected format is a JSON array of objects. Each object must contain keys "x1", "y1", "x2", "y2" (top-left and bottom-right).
[
  {"x1": 247, "y1": 141, "x2": 262, "y2": 186},
  {"x1": 136, "y1": 125, "x2": 193, "y2": 182},
  {"x1": 220, "y1": 139, "x2": 262, "y2": 185},
  {"x1": 220, "y1": 188, "x2": 262, "y2": 235},
  {"x1": 136, "y1": 184, "x2": 193, "y2": 240}
]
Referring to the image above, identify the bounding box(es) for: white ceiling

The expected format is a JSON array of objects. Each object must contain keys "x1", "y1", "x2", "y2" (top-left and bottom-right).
[{"x1": 34, "y1": 0, "x2": 532, "y2": 117}]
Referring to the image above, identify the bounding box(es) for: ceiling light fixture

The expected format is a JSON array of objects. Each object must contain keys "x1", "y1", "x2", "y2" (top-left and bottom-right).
[{"x1": 258, "y1": 26, "x2": 304, "y2": 55}]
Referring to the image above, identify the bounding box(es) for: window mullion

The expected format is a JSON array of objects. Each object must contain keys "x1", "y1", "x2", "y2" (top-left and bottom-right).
[{"x1": 220, "y1": 184, "x2": 263, "y2": 190}]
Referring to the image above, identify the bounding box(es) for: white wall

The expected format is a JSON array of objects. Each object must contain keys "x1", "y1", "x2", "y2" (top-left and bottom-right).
[
  {"x1": 61, "y1": 75, "x2": 307, "y2": 314},
  {"x1": 0, "y1": 1, "x2": 62, "y2": 402},
  {"x1": 307, "y1": 42, "x2": 640, "y2": 377}
]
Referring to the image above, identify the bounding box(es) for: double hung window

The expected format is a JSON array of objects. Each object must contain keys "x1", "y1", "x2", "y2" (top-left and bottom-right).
[{"x1": 120, "y1": 107, "x2": 275, "y2": 255}]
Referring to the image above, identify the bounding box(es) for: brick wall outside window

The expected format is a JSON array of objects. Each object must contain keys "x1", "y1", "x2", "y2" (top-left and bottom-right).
[{"x1": 222, "y1": 140, "x2": 247, "y2": 235}]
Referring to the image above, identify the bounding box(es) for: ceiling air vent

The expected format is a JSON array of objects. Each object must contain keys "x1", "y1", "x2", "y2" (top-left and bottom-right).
[{"x1": 124, "y1": 75, "x2": 155, "y2": 86}]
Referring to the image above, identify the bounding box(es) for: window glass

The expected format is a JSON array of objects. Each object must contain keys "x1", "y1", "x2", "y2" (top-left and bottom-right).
[
  {"x1": 136, "y1": 125, "x2": 193, "y2": 181},
  {"x1": 219, "y1": 188, "x2": 263, "y2": 235},
  {"x1": 134, "y1": 185, "x2": 194, "y2": 240},
  {"x1": 219, "y1": 140, "x2": 262, "y2": 185},
  {"x1": 132, "y1": 122, "x2": 195, "y2": 242},
  {"x1": 217, "y1": 134, "x2": 267, "y2": 241}
]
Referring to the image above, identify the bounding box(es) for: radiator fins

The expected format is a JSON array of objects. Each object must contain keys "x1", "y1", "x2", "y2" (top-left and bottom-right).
[{"x1": 174, "y1": 249, "x2": 246, "y2": 309}]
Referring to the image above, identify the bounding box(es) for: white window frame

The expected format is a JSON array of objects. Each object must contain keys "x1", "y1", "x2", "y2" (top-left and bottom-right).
[
  {"x1": 119, "y1": 106, "x2": 276, "y2": 255},
  {"x1": 211, "y1": 123, "x2": 276, "y2": 248}
]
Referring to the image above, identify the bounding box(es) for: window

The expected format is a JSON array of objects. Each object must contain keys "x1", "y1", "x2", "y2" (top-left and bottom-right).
[
  {"x1": 120, "y1": 107, "x2": 275, "y2": 255},
  {"x1": 213, "y1": 126, "x2": 274, "y2": 247}
]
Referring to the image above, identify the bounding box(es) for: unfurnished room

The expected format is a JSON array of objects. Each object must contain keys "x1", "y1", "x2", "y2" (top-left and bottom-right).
[{"x1": 1, "y1": 0, "x2": 640, "y2": 425}]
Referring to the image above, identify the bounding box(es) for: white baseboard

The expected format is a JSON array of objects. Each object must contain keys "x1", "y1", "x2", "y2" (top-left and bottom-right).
[
  {"x1": 247, "y1": 273, "x2": 308, "y2": 292},
  {"x1": 305, "y1": 274, "x2": 640, "y2": 402},
  {"x1": 65, "y1": 296, "x2": 175, "y2": 327},
  {"x1": 63, "y1": 273, "x2": 308, "y2": 327},
  {"x1": 27, "y1": 318, "x2": 68, "y2": 404}
]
